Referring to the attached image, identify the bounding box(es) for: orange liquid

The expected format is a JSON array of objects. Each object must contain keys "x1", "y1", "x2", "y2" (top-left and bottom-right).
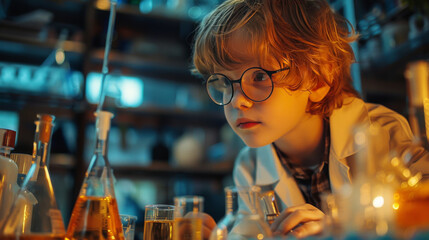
[
  {"x1": 173, "y1": 218, "x2": 202, "y2": 240},
  {"x1": 394, "y1": 183, "x2": 429, "y2": 230},
  {"x1": 65, "y1": 196, "x2": 124, "y2": 240},
  {"x1": 0, "y1": 234, "x2": 64, "y2": 240},
  {"x1": 143, "y1": 220, "x2": 174, "y2": 240}
]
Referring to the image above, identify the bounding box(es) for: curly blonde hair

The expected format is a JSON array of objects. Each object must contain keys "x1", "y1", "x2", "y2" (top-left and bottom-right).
[{"x1": 192, "y1": 0, "x2": 360, "y2": 117}]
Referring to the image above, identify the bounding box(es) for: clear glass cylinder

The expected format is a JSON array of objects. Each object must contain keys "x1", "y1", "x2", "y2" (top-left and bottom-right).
[
  {"x1": 66, "y1": 111, "x2": 124, "y2": 240},
  {"x1": 210, "y1": 186, "x2": 272, "y2": 240}
]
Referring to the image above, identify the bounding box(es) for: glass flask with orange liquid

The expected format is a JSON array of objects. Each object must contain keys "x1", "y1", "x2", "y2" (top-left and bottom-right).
[{"x1": 66, "y1": 111, "x2": 124, "y2": 240}]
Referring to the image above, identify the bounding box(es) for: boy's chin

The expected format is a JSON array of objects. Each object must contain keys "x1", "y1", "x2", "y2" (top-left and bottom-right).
[{"x1": 241, "y1": 138, "x2": 272, "y2": 148}]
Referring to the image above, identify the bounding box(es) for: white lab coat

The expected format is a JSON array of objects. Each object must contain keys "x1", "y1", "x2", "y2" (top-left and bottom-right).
[{"x1": 233, "y1": 97, "x2": 429, "y2": 211}]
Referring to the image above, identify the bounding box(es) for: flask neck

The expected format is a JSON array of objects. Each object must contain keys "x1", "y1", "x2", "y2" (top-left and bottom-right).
[
  {"x1": 94, "y1": 137, "x2": 107, "y2": 157},
  {"x1": 33, "y1": 118, "x2": 54, "y2": 167}
]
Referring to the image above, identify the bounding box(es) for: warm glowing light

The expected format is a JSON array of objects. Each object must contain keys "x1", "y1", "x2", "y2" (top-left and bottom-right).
[
  {"x1": 391, "y1": 157, "x2": 400, "y2": 167},
  {"x1": 408, "y1": 176, "x2": 420, "y2": 186},
  {"x1": 373, "y1": 196, "x2": 384, "y2": 208},
  {"x1": 402, "y1": 169, "x2": 411, "y2": 178},
  {"x1": 257, "y1": 234, "x2": 264, "y2": 239},
  {"x1": 95, "y1": 0, "x2": 110, "y2": 10},
  {"x1": 392, "y1": 203, "x2": 399, "y2": 210}
]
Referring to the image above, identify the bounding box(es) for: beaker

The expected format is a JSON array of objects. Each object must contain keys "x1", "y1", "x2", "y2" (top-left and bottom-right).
[{"x1": 144, "y1": 204, "x2": 174, "y2": 240}]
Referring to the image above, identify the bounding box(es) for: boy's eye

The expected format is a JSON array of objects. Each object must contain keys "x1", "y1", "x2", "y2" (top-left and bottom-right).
[{"x1": 251, "y1": 71, "x2": 269, "y2": 82}]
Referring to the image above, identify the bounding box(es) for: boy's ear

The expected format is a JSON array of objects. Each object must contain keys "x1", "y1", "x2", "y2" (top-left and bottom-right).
[{"x1": 308, "y1": 82, "x2": 330, "y2": 102}]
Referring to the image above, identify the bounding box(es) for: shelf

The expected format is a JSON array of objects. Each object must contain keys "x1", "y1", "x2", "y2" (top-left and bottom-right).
[
  {"x1": 0, "y1": 33, "x2": 85, "y2": 53},
  {"x1": 360, "y1": 30, "x2": 429, "y2": 78},
  {"x1": 0, "y1": 34, "x2": 85, "y2": 68},
  {"x1": 95, "y1": 2, "x2": 195, "y2": 23},
  {"x1": 111, "y1": 161, "x2": 234, "y2": 180},
  {"x1": 0, "y1": 90, "x2": 85, "y2": 118},
  {"x1": 84, "y1": 104, "x2": 226, "y2": 129},
  {"x1": 89, "y1": 49, "x2": 198, "y2": 84}
]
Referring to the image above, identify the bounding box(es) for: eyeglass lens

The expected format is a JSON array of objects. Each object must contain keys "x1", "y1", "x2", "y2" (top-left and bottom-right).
[{"x1": 207, "y1": 68, "x2": 273, "y2": 105}]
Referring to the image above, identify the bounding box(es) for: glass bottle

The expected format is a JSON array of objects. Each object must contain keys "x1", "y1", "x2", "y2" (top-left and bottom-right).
[
  {"x1": 66, "y1": 111, "x2": 124, "y2": 240},
  {"x1": 210, "y1": 186, "x2": 272, "y2": 240},
  {"x1": 0, "y1": 128, "x2": 16, "y2": 158},
  {"x1": 0, "y1": 129, "x2": 18, "y2": 228},
  {"x1": 10, "y1": 153, "x2": 37, "y2": 235},
  {"x1": 260, "y1": 190, "x2": 280, "y2": 225},
  {"x1": 28, "y1": 114, "x2": 66, "y2": 237}
]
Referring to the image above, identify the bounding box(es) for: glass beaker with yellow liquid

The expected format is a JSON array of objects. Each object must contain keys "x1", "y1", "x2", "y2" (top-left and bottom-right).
[
  {"x1": 143, "y1": 204, "x2": 175, "y2": 240},
  {"x1": 66, "y1": 111, "x2": 124, "y2": 240}
]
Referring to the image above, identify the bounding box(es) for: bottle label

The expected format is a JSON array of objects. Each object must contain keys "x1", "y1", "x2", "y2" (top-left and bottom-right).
[{"x1": 49, "y1": 209, "x2": 65, "y2": 234}]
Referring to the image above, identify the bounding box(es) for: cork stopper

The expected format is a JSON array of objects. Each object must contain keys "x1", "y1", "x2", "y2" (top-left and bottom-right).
[
  {"x1": 95, "y1": 111, "x2": 114, "y2": 140},
  {"x1": 0, "y1": 128, "x2": 16, "y2": 148},
  {"x1": 37, "y1": 114, "x2": 55, "y2": 143}
]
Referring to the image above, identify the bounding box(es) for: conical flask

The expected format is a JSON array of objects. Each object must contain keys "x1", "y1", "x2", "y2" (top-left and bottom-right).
[
  {"x1": 66, "y1": 111, "x2": 124, "y2": 240},
  {"x1": 210, "y1": 186, "x2": 272, "y2": 240},
  {"x1": 28, "y1": 114, "x2": 66, "y2": 237}
]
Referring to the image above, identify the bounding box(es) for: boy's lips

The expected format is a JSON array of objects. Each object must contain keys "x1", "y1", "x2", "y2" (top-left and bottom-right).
[{"x1": 236, "y1": 118, "x2": 261, "y2": 129}]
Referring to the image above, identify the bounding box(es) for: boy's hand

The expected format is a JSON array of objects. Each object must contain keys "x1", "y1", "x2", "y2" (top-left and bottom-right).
[{"x1": 270, "y1": 203, "x2": 324, "y2": 239}]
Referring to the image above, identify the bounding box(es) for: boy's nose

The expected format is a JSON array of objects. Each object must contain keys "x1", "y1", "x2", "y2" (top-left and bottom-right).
[{"x1": 230, "y1": 84, "x2": 253, "y2": 109}]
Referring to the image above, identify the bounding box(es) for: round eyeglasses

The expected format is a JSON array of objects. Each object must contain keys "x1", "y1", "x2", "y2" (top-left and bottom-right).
[{"x1": 206, "y1": 66, "x2": 290, "y2": 106}]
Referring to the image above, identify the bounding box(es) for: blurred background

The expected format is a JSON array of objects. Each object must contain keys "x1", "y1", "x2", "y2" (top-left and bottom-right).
[{"x1": 0, "y1": 0, "x2": 428, "y2": 239}]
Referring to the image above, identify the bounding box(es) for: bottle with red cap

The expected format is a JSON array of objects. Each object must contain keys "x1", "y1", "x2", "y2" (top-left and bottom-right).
[
  {"x1": 0, "y1": 128, "x2": 16, "y2": 157},
  {"x1": 0, "y1": 129, "x2": 19, "y2": 230}
]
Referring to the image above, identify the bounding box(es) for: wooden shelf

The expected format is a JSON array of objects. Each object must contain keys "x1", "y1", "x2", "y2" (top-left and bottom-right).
[
  {"x1": 84, "y1": 104, "x2": 225, "y2": 129},
  {"x1": 95, "y1": 3, "x2": 195, "y2": 23},
  {"x1": 88, "y1": 49, "x2": 198, "y2": 84},
  {"x1": 0, "y1": 33, "x2": 85, "y2": 54},
  {"x1": 0, "y1": 90, "x2": 85, "y2": 117},
  {"x1": 112, "y1": 161, "x2": 234, "y2": 180},
  {"x1": 0, "y1": 36, "x2": 85, "y2": 68}
]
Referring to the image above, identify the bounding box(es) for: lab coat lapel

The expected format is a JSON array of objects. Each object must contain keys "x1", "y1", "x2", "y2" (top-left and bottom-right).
[
  {"x1": 255, "y1": 145, "x2": 305, "y2": 210},
  {"x1": 329, "y1": 97, "x2": 371, "y2": 193}
]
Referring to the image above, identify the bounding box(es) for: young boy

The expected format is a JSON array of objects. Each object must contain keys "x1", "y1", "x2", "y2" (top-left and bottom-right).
[{"x1": 192, "y1": 0, "x2": 429, "y2": 238}]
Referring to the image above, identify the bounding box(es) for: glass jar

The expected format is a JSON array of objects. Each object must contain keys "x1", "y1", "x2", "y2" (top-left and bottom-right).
[{"x1": 210, "y1": 186, "x2": 272, "y2": 240}]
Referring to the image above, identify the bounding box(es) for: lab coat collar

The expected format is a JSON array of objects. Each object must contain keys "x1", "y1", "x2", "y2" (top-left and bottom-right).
[
  {"x1": 255, "y1": 145, "x2": 306, "y2": 207},
  {"x1": 329, "y1": 97, "x2": 371, "y2": 159}
]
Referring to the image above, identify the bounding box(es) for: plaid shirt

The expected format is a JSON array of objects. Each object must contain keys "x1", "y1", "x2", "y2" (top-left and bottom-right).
[{"x1": 274, "y1": 120, "x2": 331, "y2": 210}]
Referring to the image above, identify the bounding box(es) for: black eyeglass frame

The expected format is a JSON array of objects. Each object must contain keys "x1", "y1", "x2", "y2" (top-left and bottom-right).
[{"x1": 205, "y1": 66, "x2": 291, "y2": 106}]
